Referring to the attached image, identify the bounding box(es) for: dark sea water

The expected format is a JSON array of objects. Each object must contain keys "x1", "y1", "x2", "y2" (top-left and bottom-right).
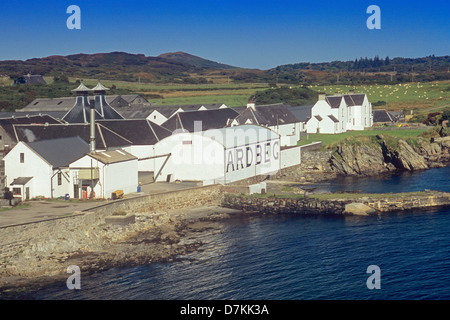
[{"x1": 24, "y1": 167, "x2": 450, "y2": 300}]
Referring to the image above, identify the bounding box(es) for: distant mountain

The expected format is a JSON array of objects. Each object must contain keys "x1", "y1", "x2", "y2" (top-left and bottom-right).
[
  {"x1": 0, "y1": 51, "x2": 237, "y2": 82},
  {"x1": 1, "y1": 51, "x2": 448, "y2": 86},
  {"x1": 158, "y1": 51, "x2": 237, "y2": 69}
]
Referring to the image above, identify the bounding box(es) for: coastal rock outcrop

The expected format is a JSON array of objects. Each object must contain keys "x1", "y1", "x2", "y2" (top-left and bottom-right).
[
  {"x1": 330, "y1": 142, "x2": 388, "y2": 175},
  {"x1": 329, "y1": 133, "x2": 450, "y2": 177},
  {"x1": 417, "y1": 136, "x2": 450, "y2": 167},
  {"x1": 380, "y1": 138, "x2": 428, "y2": 171}
]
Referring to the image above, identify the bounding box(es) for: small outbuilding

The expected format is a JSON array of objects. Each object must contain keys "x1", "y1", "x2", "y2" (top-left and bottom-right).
[{"x1": 69, "y1": 149, "x2": 138, "y2": 199}]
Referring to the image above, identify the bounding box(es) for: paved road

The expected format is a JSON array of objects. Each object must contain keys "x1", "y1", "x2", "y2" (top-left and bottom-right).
[{"x1": 0, "y1": 181, "x2": 201, "y2": 228}]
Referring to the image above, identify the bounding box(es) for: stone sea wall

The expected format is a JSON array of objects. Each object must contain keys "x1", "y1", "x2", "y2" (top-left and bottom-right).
[
  {"x1": 222, "y1": 191, "x2": 450, "y2": 216},
  {"x1": 223, "y1": 194, "x2": 347, "y2": 215},
  {"x1": 0, "y1": 184, "x2": 224, "y2": 285}
]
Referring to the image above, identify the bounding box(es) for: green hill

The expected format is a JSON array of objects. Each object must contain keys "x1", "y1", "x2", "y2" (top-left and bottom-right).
[
  {"x1": 158, "y1": 51, "x2": 237, "y2": 69},
  {"x1": 0, "y1": 51, "x2": 233, "y2": 83}
]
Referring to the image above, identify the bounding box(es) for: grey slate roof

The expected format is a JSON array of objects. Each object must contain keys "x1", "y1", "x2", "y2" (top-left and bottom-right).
[
  {"x1": 232, "y1": 103, "x2": 298, "y2": 126},
  {"x1": 122, "y1": 103, "x2": 227, "y2": 120},
  {"x1": 116, "y1": 107, "x2": 155, "y2": 119},
  {"x1": 21, "y1": 95, "x2": 150, "y2": 112},
  {"x1": 62, "y1": 95, "x2": 124, "y2": 123},
  {"x1": 372, "y1": 109, "x2": 404, "y2": 123},
  {"x1": 325, "y1": 96, "x2": 343, "y2": 108},
  {"x1": 323, "y1": 93, "x2": 367, "y2": 109},
  {"x1": 104, "y1": 95, "x2": 151, "y2": 108},
  {"x1": 13, "y1": 123, "x2": 132, "y2": 149},
  {"x1": 0, "y1": 111, "x2": 67, "y2": 120},
  {"x1": 162, "y1": 108, "x2": 240, "y2": 132},
  {"x1": 26, "y1": 136, "x2": 89, "y2": 167},
  {"x1": 21, "y1": 97, "x2": 76, "y2": 112},
  {"x1": 10, "y1": 177, "x2": 33, "y2": 185},
  {"x1": 97, "y1": 119, "x2": 172, "y2": 145},
  {"x1": 288, "y1": 105, "x2": 313, "y2": 122},
  {"x1": 343, "y1": 94, "x2": 366, "y2": 106},
  {"x1": 119, "y1": 105, "x2": 182, "y2": 119},
  {"x1": 0, "y1": 114, "x2": 63, "y2": 142},
  {"x1": 373, "y1": 110, "x2": 393, "y2": 123},
  {"x1": 0, "y1": 114, "x2": 62, "y2": 126}
]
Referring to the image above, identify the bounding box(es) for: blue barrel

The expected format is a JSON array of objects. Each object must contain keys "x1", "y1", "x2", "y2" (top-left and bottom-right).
[{"x1": 65, "y1": 194, "x2": 70, "y2": 200}]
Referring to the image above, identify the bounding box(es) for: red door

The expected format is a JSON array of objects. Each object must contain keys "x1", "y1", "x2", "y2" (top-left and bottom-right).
[{"x1": 82, "y1": 186, "x2": 88, "y2": 199}]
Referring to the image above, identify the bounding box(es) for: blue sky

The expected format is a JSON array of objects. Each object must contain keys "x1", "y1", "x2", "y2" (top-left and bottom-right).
[{"x1": 0, "y1": 0, "x2": 448, "y2": 69}]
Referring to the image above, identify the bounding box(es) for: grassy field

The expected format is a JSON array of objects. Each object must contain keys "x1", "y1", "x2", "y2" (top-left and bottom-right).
[
  {"x1": 148, "y1": 94, "x2": 252, "y2": 107},
  {"x1": 307, "y1": 81, "x2": 450, "y2": 121},
  {"x1": 308, "y1": 81, "x2": 450, "y2": 106},
  {"x1": 71, "y1": 78, "x2": 269, "y2": 107},
  {"x1": 297, "y1": 128, "x2": 429, "y2": 147},
  {"x1": 49, "y1": 77, "x2": 450, "y2": 114}
]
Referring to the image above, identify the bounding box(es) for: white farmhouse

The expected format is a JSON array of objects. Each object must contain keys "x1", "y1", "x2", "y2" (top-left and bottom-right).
[
  {"x1": 342, "y1": 93, "x2": 373, "y2": 130},
  {"x1": 305, "y1": 93, "x2": 373, "y2": 134}
]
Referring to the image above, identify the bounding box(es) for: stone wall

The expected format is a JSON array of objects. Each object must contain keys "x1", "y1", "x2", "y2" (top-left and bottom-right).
[
  {"x1": 0, "y1": 184, "x2": 224, "y2": 279},
  {"x1": 364, "y1": 192, "x2": 450, "y2": 212},
  {"x1": 300, "y1": 150, "x2": 333, "y2": 172},
  {"x1": 223, "y1": 194, "x2": 347, "y2": 215},
  {"x1": 92, "y1": 184, "x2": 224, "y2": 215},
  {"x1": 222, "y1": 191, "x2": 450, "y2": 216},
  {"x1": 0, "y1": 211, "x2": 101, "y2": 278}
]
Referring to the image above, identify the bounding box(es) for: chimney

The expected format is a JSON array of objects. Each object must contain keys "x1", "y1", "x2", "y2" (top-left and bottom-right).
[
  {"x1": 90, "y1": 82, "x2": 110, "y2": 153},
  {"x1": 70, "y1": 82, "x2": 91, "y2": 121},
  {"x1": 247, "y1": 98, "x2": 256, "y2": 110},
  {"x1": 318, "y1": 93, "x2": 326, "y2": 101},
  {"x1": 91, "y1": 81, "x2": 110, "y2": 118},
  {"x1": 90, "y1": 103, "x2": 96, "y2": 154},
  {"x1": 70, "y1": 82, "x2": 96, "y2": 152}
]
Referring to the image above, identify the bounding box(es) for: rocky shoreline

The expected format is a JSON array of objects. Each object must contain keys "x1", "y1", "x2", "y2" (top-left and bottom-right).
[
  {"x1": 329, "y1": 134, "x2": 450, "y2": 177},
  {"x1": 0, "y1": 205, "x2": 241, "y2": 298},
  {"x1": 272, "y1": 134, "x2": 450, "y2": 185}
]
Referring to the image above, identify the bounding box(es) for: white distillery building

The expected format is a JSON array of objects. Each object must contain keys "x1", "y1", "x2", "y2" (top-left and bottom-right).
[
  {"x1": 3, "y1": 137, "x2": 90, "y2": 200},
  {"x1": 69, "y1": 149, "x2": 138, "y2": 199},
  {"x1": 151, "y1": 125, "x2": 281, "y2": 184},
  {"x1": 305, "y1": 93, "x2": 373, "y2": 134}
]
